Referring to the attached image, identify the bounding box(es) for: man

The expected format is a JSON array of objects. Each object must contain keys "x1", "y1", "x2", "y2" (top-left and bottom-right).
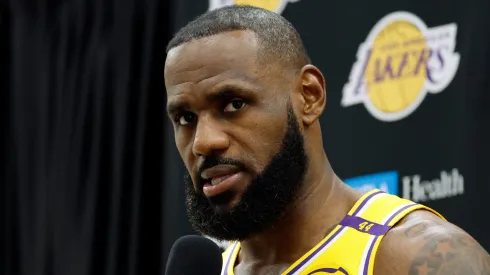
[{"x1": 164, "y1": 5, "x2": 490, "y2": 275}]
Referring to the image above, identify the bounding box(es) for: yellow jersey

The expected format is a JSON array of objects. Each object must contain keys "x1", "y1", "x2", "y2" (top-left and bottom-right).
[{"x1": 221, "y1": 189, "x2": 445, "y2": 275}]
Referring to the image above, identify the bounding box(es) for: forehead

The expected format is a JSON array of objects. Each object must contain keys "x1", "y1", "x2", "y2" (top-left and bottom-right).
[{"x1": 164, "y1": 30, "x2": 261, "y2": 91}]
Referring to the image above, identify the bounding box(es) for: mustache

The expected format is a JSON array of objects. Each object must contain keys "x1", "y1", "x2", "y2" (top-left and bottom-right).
[{"x1": 196, "y1": 156, "x2": 247, "y2": 176}]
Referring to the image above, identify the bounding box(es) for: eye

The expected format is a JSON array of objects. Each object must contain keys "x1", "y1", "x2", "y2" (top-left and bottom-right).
[
  {"x1": 176, "y1": 112, "x2": 196, "y2": 125},
  {"x1": 224, "y1": 99, "x2": 246, "y2": 113}
]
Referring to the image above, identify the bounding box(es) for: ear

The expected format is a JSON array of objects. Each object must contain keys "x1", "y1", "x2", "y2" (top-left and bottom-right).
[{"x1": 297, "y1": 65, "x2": 326, "y2": 126}]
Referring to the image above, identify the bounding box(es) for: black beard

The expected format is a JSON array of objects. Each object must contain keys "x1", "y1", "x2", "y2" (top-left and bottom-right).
[{"x1": 183, "y1": 103, "x2": 308, "y2": 241}]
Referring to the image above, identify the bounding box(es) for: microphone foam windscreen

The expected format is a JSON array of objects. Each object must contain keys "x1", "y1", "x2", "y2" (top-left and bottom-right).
[{"x1": 165, "y1": 235, "x2": 223, "y2": 275}]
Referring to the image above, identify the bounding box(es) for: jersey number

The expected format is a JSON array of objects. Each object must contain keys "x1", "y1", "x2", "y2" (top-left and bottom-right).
[{"x1": 359, "y1": 222, "x2": 374, "y2": 232}]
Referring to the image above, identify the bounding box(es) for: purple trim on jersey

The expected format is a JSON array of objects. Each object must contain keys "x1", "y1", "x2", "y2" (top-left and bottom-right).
[
  {"x1": 285, "y1": 227, "x2": 345, "y2": 275},
  {"x1": 362, "y1": 203, "x2": 417, "y2": 275},
  {"x1": 284, "y1": 191, "x2": 382, "y2": 275},
  {"x1": 339, "y1": 215, "x2": 391, "y2": 236},
  {"x1": 307, "y1": 267, "x2": 350, "y2": 275},
  {"x1": 223, "y1": 242, "x2": 238, "y2": 275},
  {"x1": 351, "y1": 190, "x2": 384, "y2": 216}
]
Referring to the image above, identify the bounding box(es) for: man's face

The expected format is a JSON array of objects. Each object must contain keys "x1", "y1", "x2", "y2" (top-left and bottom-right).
[{"x1": 165, "y1": 30, "x2": 308, "y2": 240}]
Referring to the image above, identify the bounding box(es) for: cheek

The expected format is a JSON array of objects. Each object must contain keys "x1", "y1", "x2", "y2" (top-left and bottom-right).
[{"x1": 235, "y1": 115, "x2": 286, "y2": 172}]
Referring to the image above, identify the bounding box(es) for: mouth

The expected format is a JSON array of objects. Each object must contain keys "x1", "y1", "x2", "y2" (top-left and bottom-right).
[
  {"x1": 200, "y1": 165, "x2": 245, "y2": 198},
  {"x1": 209, "y1": 174, "x2": 236, "y2": 186},
  {"x1": 202, "y1": 172, "x2": 244, "y2": 198}
]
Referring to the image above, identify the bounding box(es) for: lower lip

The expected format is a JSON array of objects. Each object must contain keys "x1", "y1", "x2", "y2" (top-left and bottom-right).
[{"x1": 202, "y1": 172, "x2": 244, "y2": 198}]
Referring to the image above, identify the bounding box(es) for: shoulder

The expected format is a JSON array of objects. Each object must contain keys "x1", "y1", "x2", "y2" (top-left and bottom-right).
[{"x1": 374, "y1": 209, "x2": 490, "y2": 275}]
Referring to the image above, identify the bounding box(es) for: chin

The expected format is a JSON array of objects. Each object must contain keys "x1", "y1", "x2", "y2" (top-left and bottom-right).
[{"x1": 209, "y1": 191, "x2": 244, "y2": 214}]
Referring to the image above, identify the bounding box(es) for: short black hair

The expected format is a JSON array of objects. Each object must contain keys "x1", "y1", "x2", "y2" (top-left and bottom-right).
[{"x1": 166, "y1": 5, "x2": 311, "y2": 69}]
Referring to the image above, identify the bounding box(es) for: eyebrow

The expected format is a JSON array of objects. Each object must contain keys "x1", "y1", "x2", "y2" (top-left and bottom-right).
[
  {"x1": 167, "y1": 82, "x2": 259, "y2": 116},
  {"x1": 206, "y1": 84, "x2": 253, "y2": 100},
  {"x1": 166, "y1": 100, "x2": 189, "y2": 117}
]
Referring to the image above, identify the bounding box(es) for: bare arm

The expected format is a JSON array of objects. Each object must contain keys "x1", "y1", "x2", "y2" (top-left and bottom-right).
[{"x1": 374, "y1": 210, "x2": 490, "y2": 275}]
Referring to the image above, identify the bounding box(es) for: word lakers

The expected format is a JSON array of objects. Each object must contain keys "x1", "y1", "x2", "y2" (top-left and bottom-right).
[
  {"x1": 208, "y1": 0, "x2": 302, "y2": 14},
  {"x1": 342, "y1": 12, "x2": 460, "y2": 122}
]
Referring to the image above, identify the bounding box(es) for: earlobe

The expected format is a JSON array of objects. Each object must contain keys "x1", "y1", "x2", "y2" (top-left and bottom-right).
[{"x1": 299, "y1": 65, "x2": 326, "y2": 126}]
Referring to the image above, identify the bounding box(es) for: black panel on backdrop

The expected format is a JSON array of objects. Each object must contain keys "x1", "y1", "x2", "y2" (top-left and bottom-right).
[{"x1": 1, "y1": 0, "x2": 186, "y2": 274}]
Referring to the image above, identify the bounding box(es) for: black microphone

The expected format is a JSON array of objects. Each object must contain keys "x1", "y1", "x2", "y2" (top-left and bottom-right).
[{"x1": 165, "y1": 235, "x2": 223, "y2": 275}]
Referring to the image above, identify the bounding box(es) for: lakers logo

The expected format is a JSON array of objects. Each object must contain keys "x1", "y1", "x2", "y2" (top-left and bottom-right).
[
  {"x1": 341, "y1": 12, "x2": 460, "y2": 122},
  {"x1": 209, "y1": 0, "x2": 301, "y2": 14}
]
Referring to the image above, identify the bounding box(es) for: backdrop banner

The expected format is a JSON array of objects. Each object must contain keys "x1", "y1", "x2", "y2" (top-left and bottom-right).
[{"x1": 168, "y1": 0, "x2": 490, "y2": 255}]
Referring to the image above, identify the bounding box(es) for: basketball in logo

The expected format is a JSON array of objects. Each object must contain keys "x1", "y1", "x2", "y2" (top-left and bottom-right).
[
  {"x1": 208, "y1": 0, "x2": 301, "y2": 14},
  {"x1": 341, "y1": 12, "x2": 460, "y2": 122}
]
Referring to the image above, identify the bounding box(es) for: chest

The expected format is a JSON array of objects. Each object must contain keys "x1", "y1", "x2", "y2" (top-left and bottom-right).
[
  {"x1": 223, "y1": 226, "x2": 380, "y2": 275},
  {"x1": 221, "y1": 190, "x2": 438, "y2": 275}
]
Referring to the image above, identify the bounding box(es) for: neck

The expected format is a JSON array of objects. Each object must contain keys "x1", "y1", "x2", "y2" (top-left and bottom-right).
[{"x1": 237, "y1": 153, "x2": 361, "y2": 267}]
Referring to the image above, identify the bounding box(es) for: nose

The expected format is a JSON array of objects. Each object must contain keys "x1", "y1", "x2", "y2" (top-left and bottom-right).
[{"x1": 192, "y1": 116, "x2": 229, "y2": 157}]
